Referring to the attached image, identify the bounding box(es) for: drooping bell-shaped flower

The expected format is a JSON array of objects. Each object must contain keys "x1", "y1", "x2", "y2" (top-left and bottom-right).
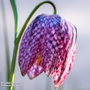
[{"x1": 18, "y1": 14, "x2": 77, "y2": 89}]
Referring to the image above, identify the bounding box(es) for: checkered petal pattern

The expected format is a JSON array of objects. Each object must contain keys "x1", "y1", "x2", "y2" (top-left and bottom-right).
[
  {"x1": 18, "y1": 14, "x2": 48, "y2": 76},
  {"x1": 18, "y1": 14, "x2": 77, "y2": 89},
  {"x1": 52, "y1": 19, "x2": 77, "y2": 89},
  {"x1": 27, "y1": 59, "x2": 43, "y2": 79}
]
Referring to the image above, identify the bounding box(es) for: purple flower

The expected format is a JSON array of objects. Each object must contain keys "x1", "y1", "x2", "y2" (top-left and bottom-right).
[{"x1": 18, "y1": 14, "x2": 77, "y2": 89}]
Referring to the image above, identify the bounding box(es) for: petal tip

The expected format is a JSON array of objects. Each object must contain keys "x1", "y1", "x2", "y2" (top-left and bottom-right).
[
  {"x1": 54, "y1": 86, "x2": 58, "y2": 90},
  {"x1": 28, "y1": 76, "x2": 33, "y2": 80},
  {"x1": 47, "y1": 74, "x2": 51, "y2": 77},
  {"x1": 21, "y1": 72, "x2": 26, "y2": 77}
]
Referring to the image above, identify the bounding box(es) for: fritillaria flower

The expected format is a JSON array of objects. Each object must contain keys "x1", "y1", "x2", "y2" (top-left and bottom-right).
[{"x1": 18, "y1": 14, "x2": 77, "y2": 89}]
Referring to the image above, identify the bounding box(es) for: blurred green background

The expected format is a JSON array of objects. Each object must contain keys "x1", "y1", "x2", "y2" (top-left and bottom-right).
[{"x1": 0, "y1": 0, "x2": 90, "y2": 90}]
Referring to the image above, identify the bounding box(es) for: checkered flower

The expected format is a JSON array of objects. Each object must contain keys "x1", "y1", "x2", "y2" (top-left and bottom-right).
[{"x1": 18, "y1": 14, "x2": 77, "y2": 89}]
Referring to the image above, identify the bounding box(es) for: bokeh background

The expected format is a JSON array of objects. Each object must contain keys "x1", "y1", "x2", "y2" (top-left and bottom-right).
[{"x1": 0, "y1": 0, "x2": 90, "y2": 90}]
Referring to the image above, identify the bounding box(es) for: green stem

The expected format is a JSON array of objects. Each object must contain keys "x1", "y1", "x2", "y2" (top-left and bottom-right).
[
  {"x1": 9, "y1": 1, "x2": 57, "y2": 90},
  {"x1": 8, "y1": 0, "x2": 18, "y2": 90},
  {"x1": 10, "y1": 0, "x2": 18, "y2": 39},
  {"x1": 8, "y1": 42, "x2": 18, "y2": 90}
]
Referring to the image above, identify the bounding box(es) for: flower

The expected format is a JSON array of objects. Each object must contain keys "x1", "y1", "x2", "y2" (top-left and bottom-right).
[{"x1": 18, "y1": 14, "x2": 77, "y2": 89}]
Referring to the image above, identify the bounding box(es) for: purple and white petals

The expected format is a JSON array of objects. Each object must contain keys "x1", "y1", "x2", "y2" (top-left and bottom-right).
[
  {"x1": 18, "y1": 14, "x2": 77, "y2": 89},
  {"x1": 52, "y1": 19, "x2": 77, "y2": 89},
  {"x1": 27, "y1": 60, "x2": 43, "y2": 79},
  {"x1": 19, "y1": 15, "x2": 47, "y2": 76},
  {"x1": 41, "y1": 15, "x2": 61, "y2": 76}
]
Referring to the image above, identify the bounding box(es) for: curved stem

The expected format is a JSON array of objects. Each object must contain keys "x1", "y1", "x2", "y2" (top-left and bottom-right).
[
  {"x1": 8, "y1": 0, "x2": 18, "y2": 90},
  {"x1": 10, "y1": 0, "x2": 18, "y2": 39},
  {"x1": 9, "y1": 1, "x2": 57, "y2": 90},
  {"x1": 17, "y1": 1, "x2": 57, "y2": 43}
]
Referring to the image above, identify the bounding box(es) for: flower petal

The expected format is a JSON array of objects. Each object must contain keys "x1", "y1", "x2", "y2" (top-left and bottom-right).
[
  {"x1": 18, "y1": 15, "x2": 47, "y2": 76},
  {"x1": 41, "y1": 15, "x2": 72, "y2": 76},
  {"x1": 41, "y1": 15, "x2": 61, "y2": 76},
  {"x1": 52, "y1": 18, "x2": 77, "y2": 89},
  {"x1": 27, "y1": 59, "x2": 43, "y2": 79}
]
